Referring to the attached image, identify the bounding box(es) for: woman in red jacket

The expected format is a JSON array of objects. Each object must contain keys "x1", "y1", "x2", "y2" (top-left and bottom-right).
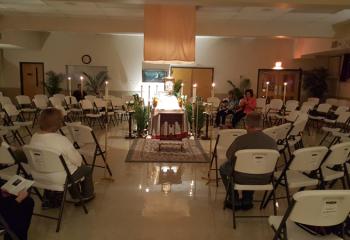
[{"x1": 232, "y1": 89, "x2": 257, "y2": 128}]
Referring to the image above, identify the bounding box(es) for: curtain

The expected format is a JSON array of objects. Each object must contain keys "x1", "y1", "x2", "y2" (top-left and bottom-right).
[{"x1": 144, "y1": 5, "x2": 196, "y2": 63}]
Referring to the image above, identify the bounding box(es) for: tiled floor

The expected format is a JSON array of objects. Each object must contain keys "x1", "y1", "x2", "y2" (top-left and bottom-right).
[{"x1": 14, "y1": 122, "x2": 339, "y2": 239}]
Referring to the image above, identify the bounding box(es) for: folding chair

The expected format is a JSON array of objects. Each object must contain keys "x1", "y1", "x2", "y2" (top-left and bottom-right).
[
  {"x1": 269, "y1": 190, "x2": 350, "y2": 240},
  {"x1": 23, "y1": 145, "x2": 88, "y2": 232},
  {"x1": 224, "y1": 149, "x2": 280, "y2": 229},
  {"x1": 209, "y1": 129, "x2": 247, "y2": 187},
  {"x1": 32, "y1": 94, "x2": 49, "y2": 127},
  {"x1": 15, "y1": 95, "x2": 37, "y2": 121},
  {"x1": 0, "y1": 96, "x2": 13, "y2": 107},
  {"x1": 307, "y1": 97, "x2": 320, "y2": 106},
  {"x1": 308, "y1": 103, "x2": 332, "y2": 130},
  {"x1": 266, "y1": 99, "x2": 284, "y2": 126},
  {"x1": 65, "y1": 124, "x2": 112, "y2": 176},
  {"x1": 320, "y1": 142, "x2": 350, "y2": 189},
  {"x1": 84, "y1": 95, "x2": 96, "y2": 103},
  {"x1": 80, "y1": 99, "x2": 103, "y2": 128},
  {"x1": 320, "y1": 112, "x2": 350, "y2": 146},
  {"x1": 263, "y1": 146, "x2": 329, "y2": 208},
  {"x1": 94, "y1": 98, "x2": 116, "y2": 126},
  {"x1": 110, "y1": 96, "x2": 127, "y2": 123},
  {"x1": 276, "y1": 110, "x2": 300, "y2": 125},
  {"x1": 299, "y1": 102, "x2": 314, "y2": 114},
  {"x1": 207, "y1": 97, "x2": 221, "y2": 125},
  {"x1": 53, "y1": 94, "x2": 65, "y2": 105},
  {"x1": 286, "y1": 113, "x2": 308, "y2": 155},
  {"x1": 326, "y1": 98, "x2": 339, "y2": 106},
  {"x1": 64, "y1": 96, "x2": 83, "y2": 121}
]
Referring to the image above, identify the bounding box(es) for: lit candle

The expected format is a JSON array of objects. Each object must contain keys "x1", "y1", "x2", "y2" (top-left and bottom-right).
[
  {"x1": 283, "y1": 82, "x2": 287, "y2": 103},
  {"x1": 68, "y1": 77, "x2": 71, "y2": 96},
  {"x1": 80, "y1": 76, "x2": 84, "y2": 95},
  {"x1": 148, "y1": 85, "x2": 151, "y2": 103},
  {"x1": 211, "y1": 82, "x2": 215, "y2": 98},
  {"x1": 265, "y1": 81, "x2": 270, "y2": 99},
  {"x1": 140, "y1": 85, "x2": 143, "y2": 98},
  {"x1": 105, "y1": 81, "x2": 109, "y2": 99},
  {"x1": 192, "y1": 83, "x2": 197, "y2": 103},
  {"x1": 181, "y1": 83, "x2": 184, "y2": 96}
]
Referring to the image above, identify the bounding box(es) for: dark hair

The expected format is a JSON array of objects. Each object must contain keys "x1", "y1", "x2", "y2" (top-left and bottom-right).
[
  {"x1": 228, "y1": 90, "x2": 234, "y2": 96},
  {"x1": 38, "y1": 108, "x2": 63, "y2": 133},
  {"x1": 245, "y1": 112, "x2": 262, "y2": 128},
  {"x1": 245, "y1": 89, "x2": 254, "y2": 96}
]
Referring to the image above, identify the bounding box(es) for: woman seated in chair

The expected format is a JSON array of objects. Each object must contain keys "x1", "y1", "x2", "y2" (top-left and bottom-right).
[
  {"x1": 215, "y1": 90, "x2": 238, "y2": 127},
  {"x1": 0, "y1": 188, "x2": 34, "y2": 240},
  {"x1": 29, "y1": 108, "x2": 95, "y2": 208},
  {"x1": 232, "y1": 89, "x2": 256, "y2": 128}
]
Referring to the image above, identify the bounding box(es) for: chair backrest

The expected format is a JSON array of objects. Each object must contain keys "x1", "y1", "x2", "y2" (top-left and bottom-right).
[
  {"x1": 16, "y1": 95, "x2": 31, "y2": 105},
  {"x1": 0, "y1": 96, "x2": 13, "y2": 107},
  {"x1": 0, "y1": 92, "x2": 2, "y2": 96},
  {"x1": 334, "y1": 105, "x2": 349, "y2": 115},
  {"x1": 323, "y1": 142, "x2": 350, "y2": 166},
  {"x1": 0, "y1": 142, "x2": 16, "y2": 165},
  {"x1": 216, "y1": 129, "x2": 247, "y2": 159},
  {"x1": 33, "y1": 95, "x2": 48, "y2": 109},
  {"x1": 289, "y1": 146, "x2": 328, "y2": 171},
  {"x1": 263, "y1": 127, "x2": 278, "y2": 141},
  {"x1": 49, "y1": 96, "x2": 63, "y2": 108},
  {"x1": 336, "y1": 111, "x2": 350, "y2": 124},
  {"x1": 34, "y1": 94, "x2": 48, "y2": 103},
  {"x1": 325, "y1": 98, "x2": 338, "y2": 106},
  {"x1": 268, "y1": 99, "x2": 283, "y2": 111},
  {"x1": 64, "y1": 96, "x2": 78, "y2": 105},
  {"x1": 85, "y1": 95, "x2": 96, "y2": 103},
  {"x1": 234, "y1": 149, "x2": 279, "y2": 175},
  {"x1": 206, "y1": 97, "x2": 221, "y2": 108},
  {"x1": 23, "y1": 145, "x2": 64, "y2": 173},
  {"x1": 67, "y1": 124, "x2": 95, "y2": 145},
  {"x1": 94, "y1": 98, "x2": 107, "y2": 109},
  {"x1": 275, "y1": 122, "x2": 292, "y2": 140},
  {"x1": 307, "y1": 97, "x2": 320, "y2": 105},
  {"x1": 3, "y1": 104, "x2": 20, "y2": 118},
  {"x1": 289, "y1": 113, "x2": 308, "y2": 136},
  {"x1": 289, "y1": 190, "x2": 350, "y2": 227},
  {"x1": 110, "y1": 97, "x2": 124, "y2": 108},
  {"x1": 80, "y1": 99, "x2": 94, "y2": 110},
  {"x1": 256, "y1": 98, "x2": 267, "y2": 112},
  {"x1": 337, "y1": 99, "x2": 350, "y2": 107},
  {"x1": 316, "y1": 103, "x2": 332, "y2": 113},
  {"x1": 285, "y1": 100, "x2": 299, "y2": 112},
  {"x1": 53, "y1": 94, "x2": 65, "y2": 103},
  {"x1": 285, "y1": 110, "x2": 300, "y2": 122},
  {"x1": 300, "y1": 102, "x2": 315, "y2": 113}
]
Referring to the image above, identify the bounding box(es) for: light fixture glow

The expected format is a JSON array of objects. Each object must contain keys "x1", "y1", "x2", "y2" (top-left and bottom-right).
[{"x1": 273, "y1": 61, "x2": 283, "y2": 70}]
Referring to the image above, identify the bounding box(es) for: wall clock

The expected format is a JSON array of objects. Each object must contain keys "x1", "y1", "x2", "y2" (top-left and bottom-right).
[{"x1": 81, "y1": 54, "x2": 92, "y2": 64}]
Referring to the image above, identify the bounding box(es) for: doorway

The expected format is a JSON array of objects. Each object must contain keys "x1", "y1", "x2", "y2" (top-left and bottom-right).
[{"x1": 20, "y1": 62, "x2": 45, "y2": 98}]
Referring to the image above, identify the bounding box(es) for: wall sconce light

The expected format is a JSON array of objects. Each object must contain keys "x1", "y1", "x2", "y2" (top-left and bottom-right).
[{"x1": 273, "y1": 61, "x2": 283, "y2": 70}]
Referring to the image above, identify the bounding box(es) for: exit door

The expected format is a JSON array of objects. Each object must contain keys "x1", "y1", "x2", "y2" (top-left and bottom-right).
[{"x1": 20, "y1": 62, "x2": 45, "y2": 98}]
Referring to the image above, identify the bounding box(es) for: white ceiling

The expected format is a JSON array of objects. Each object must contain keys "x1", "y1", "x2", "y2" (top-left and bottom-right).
[{"x1": 0, "y1": 0, "x2": 349, "y2": 23}]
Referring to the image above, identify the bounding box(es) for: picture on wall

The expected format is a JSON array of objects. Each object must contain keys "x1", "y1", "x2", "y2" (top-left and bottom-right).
[
  {"x1": 257, "y1": 69, "x2": 302, "y2": 101},
  {"x1": 142, "y1": 69, "x2": 168, "y2": 82}
]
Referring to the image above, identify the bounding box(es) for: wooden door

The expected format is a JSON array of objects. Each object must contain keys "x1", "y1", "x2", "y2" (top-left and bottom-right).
[
  {"x1": 20, "y1": 62, "x2": 44, "y2": 98},
  {"x1": 192, "y1": 68, "x2": 213, "y2": 100},
  {"x1": 171, "y1": 67, "x2": 193, "y2": 97}
]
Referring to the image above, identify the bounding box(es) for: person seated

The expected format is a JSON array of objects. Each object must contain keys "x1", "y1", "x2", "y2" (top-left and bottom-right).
[
  {"x1": 0, "y1": 188, "x2": 34, "y2": 240},
  {"x1": 29, "y1": 108, "x2": 95, "y2": 208},
  {"x1": 215, "y1": 90, "x2": 238, "y2": 127},
  {"x1": 72, "y1": 83, "x2": 86, "y2": 102},
  {"x1": 232, "y1": 89, "x2": 256, "y2": 128},
  {"x1": 219, "y1": 112, "x2": 277, "y2": 210}
]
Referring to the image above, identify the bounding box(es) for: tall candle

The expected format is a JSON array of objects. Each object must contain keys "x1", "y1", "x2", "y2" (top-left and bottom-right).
[
  {"x1": 156, "y1": 85, "x2": 158, "y2": 95},
  {"x1": 283, "y1": 82, "x2": 287, "y2": 104},
  {"x1": 181, "y1": 83, "x2": 184, "y2": 96},
  {"x1": 80, "y1": 76, "x2": 84, "y2": 96},
  {"x1": 211, "y1": 82, "x2": 215, "y2": 98},
  {"x1": 68, "y1": 77, "x2": 72, "y2": 96},
  {"x1": 105, "y1": 81, "x2": 109, "y2": 99},
  {"x1": 265, "y1": 81, "x2": 270, "y2": 99},
  {"x1": 148, "y1": 85, "x2": 151, "y2": 103},
  {"x1": 192, "y1": 83, "x2": 197, "y2": 103},
  {"x1": 140, "y1": 85, "x2": 143, "y2": 98}
]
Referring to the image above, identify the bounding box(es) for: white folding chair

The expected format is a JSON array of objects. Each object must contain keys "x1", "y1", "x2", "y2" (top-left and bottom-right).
[
  {"x1": 320, "y1": 112, "x2": 350, "y2": 146},
  {"x1": 80, "y1": 99, "x2": 103, "y2": 128},
  {"x1": 308, "y1": 103, "x2": 332, "y2": 129},
  {"x1": 337, "y1": 99, "x2": 350, "y2": 108},
  {"x1": 53, "y1": 94, "x2": 65, "y2": 105},
  {"x1": 94, "y1": 98, "x2": 116, "y2": 126},
  {"x1": 225, "y1": 149, "x2": 280, "y2": 229},
  {"x1": 268, "y1": 122, "x2": 292, "y2": 163},
  {"x1": 269, "y1": 190, "x2": 350, "y2": 240},
  {"x1": 23, "y1": 145, "x2": 88, "y2": 232},
  {"x1": 65, "y1": 124, "x2": 112, "y2": 176},
  {"x1": 307, "y1": 97, "x2": 320, "y2": 106},
  {"x1": 64, "y1": 96, "x2": 83, "y2": 121},
  {"x1": 266, "y1": 99, "x2": 284, "y2": 125},
  {"x1": 287, "y1": 113, "x2": 309, "y2": 152},
  {"x1": 110, "y1": 96, "x2": 127, "y2": 122},
  {"x1": 209, "y1": 129, "x2": 247, "y2": 186},
  {"x1": 264, "y1": 146, "x2": 329, "y2": 207},
  {"x1": 256, "y1": 98, "x2": 267, "y2": 114},
  {"x1": 326, "y1": 98, "x2": 339, "y2": 106},
  {"x1": 33, "y1": 94, "x2": 49, "y2": 110},
  {"x1": 320, "y1": 142, "x2": 350, "y2": 189},
  {"x1": 84, "y1": 95, "x2": 96, "y2": 103},
  {"x1": 0, "y1": 96, "x2": 13, "y2": 107},
  {"x1": 15, "y1": 95, "x2": 37, "y2": 120},
  {"x1": 300, "y1": 102, "x2": 314, "y2": 114}
]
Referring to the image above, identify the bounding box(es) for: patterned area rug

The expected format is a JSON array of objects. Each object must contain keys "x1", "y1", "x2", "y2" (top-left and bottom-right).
[{"x1": 126, "y1": 139, "x2": 210, "y2": 163}]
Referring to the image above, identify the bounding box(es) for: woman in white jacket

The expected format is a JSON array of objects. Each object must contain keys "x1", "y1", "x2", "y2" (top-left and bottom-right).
[{"x1": 29, "y1": 108, "x2": 94, "y2": 207}]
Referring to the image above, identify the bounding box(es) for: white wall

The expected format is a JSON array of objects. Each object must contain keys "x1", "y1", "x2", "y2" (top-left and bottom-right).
[{"x1": 2, "y1": 32, "x2": 327, "y2": 96}]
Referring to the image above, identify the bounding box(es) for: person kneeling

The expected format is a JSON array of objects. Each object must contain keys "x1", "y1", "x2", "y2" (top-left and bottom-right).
[{"x1": 29, "y1": 108, "x2": 95, "y2": 208}]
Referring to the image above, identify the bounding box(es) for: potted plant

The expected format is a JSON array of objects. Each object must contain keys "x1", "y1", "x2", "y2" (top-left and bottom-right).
[
  {"x1": 132, "y1": 94, "x2": 149, "y2": 137},
  {"x1": 302, "y1": 67, "x2": 329, "y2": 101},
  {"x1": 44, "y1": 71, "x2": 64, "y2": 96},
  {"x1": 185, "y1": 99, "x2": 205, "y2": 136},
  {"x1": 83, "y1": 71, "x2": 109, "y2": 95}
]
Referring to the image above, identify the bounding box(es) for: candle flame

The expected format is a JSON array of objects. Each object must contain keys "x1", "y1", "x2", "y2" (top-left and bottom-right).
[
  {"x1": 193, "y1": 83, "x2": 197, "y2": 87},
  {"x1": 212, "y1": 82, "x2": 215, "y2": 87},
  {"x1": 68, "y1": 77, "x2": 71, "y2": 80},
  {"x1": 284, "y1": 82, "x2": 288, "y2": 86}
]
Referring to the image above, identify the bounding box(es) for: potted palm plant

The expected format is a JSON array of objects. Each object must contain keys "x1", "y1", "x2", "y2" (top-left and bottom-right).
[
  {"x1": 132, "y1": 94, "x2": 149, "y2": 137},
  {"x1": 45, "y1": 71, "x2": 64, "y2": 96},
  {"x1": 83, "y1": 71, "x2": 109, "y2": 95},
  {"x1": 302, "y1": 67, "x2": 329, "y2": 101}
]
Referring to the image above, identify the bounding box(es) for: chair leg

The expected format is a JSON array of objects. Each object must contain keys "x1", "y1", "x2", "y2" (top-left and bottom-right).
[
  {"x1": 272, "y1": 189, "x2": 277, "y2": 215},
  {"x1": 260, "y1": 191, "x2": 268, "y2": 210},
  {"x1": 56, "y1": 183, "x2": 68, "y2": 232},
  {"x1": 320, "y1": 132, "x2": 329, "y2": 145},
  {"x1": 99, "y1": 148, "x2": 113, "y2": 176},
  {"x1": 214, "y1": 155, "x2": 219, "y2": 187},
  {"x1": 232, "y1": 184, "x2": 236, "y2": 229}
]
